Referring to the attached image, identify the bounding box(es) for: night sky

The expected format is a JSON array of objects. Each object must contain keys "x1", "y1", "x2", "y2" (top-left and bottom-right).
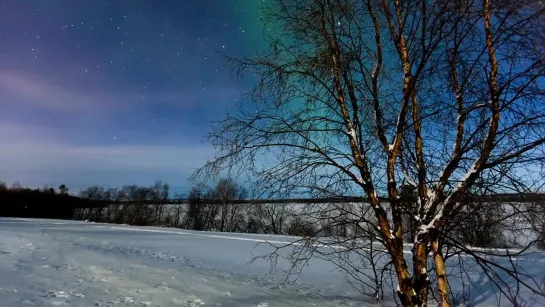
[{"x1": 0, "y1": 0, "x2": 266, "y2": 193}]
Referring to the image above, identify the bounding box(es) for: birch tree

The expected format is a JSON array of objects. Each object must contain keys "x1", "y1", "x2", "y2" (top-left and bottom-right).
[{"x1": 195, "y1": 0, "x2": 545, "y2": 305}]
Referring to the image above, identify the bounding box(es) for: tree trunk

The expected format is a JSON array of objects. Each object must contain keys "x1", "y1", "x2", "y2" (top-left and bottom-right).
[
  {"x1": 389, "y1": 242, "x2": 416, "y2": 306},
  {"x1": 413, "y1": 241, "x2": 429, "y2": 306},
  {"x1": 432, "y1": 238, "x2": 450, "y2": 307},
  {"x1": 220, "y1": 203, "x2": 226, "y2": 232}
]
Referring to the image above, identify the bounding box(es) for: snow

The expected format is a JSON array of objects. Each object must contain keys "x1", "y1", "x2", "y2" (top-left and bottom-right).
[
  {"x1": 389, "y1": 229, "x2": 395, "y2": 240},
  {"x1": 0, "y1": 218, "x2": 364, "y2": 307},
  {"x1": 348, "y1": 127, "x2": 357, "y2": 139},
  {"x1": 1, "y1": 217, "x2": 543, "y2": 306},
  {"x1": 419, "y1": 165, "x2": 480, "y2": 236},
  {"x1": 460, "y1": 163, "x2": 478, "y2": 183}
]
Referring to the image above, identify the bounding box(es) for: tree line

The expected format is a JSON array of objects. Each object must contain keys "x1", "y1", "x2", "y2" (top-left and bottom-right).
[
  {"x1": 0, "y1": 181, "x2": 101, "y2": 219},
  {"x1": 4, "y1": 177, "x2": 542, "y2": 253},
  {"x1": 2, "y1": 178, "x2": 544, "y2": 248},
  {"x1": 71, "y1": 178, "x2": 321, "y2": 237}
]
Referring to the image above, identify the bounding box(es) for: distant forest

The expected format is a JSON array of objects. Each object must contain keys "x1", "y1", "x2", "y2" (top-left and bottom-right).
[
  {"x1": 0, "y1": 181, "x2": 101, "y2": 219},
  {"x1": 1, "y1": 178, "x2": 545, "y2": 253},
  {"x1": 0, "y1": 179, "x2": 247, "y2": 220},
  {"x1": 2, "y1": 179, "x2": 545, "y2": 219},
  {"x1": 0, "y1": 180, "x2": 172, "y2": 219}
]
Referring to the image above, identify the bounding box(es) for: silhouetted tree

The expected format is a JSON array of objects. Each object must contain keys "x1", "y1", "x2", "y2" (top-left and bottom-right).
[
  {"x1": 186, "y1": 183, "x2": 211, "y2": 230},
  {"x1": 0, "y1": 182, "x2": 95, "y2": 219},
  {"x1": 214, "y1": 178, "x2": 248, "y2": 232},
  {"x1": 58, "y1": 184, "x2": 69, "y2": 195},
  {"x1": 252, "y1": 203, "x2": 289, "y2": 234},
  {"x1": 10, "y1": 181, "x2": 23, "y2": 191},
  {"x1": 150, "y1": 180, "x2": 169, "y2": 224}
]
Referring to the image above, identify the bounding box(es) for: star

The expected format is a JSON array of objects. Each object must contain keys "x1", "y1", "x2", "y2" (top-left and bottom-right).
[{"x1": 0, "y1": 0, "x2": 266, "y2": 188}]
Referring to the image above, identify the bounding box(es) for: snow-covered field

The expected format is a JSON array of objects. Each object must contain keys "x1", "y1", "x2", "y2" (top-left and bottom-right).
[
  {"x1": 0, "y1": 217, "x2": 543, "y2": 306},
  {"x1": 0, "y1": 217, "x2": 364, "y2": 307}
]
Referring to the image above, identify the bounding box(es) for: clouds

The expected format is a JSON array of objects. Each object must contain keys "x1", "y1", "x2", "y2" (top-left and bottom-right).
[
  {"x1": 0, "y1": 70, "x2": 120, "y2": 113},
  {"x1": 0, "y1": 69, "x2": 239, "y2": 113},
  {"x1": 0, "y1": 68, "x2": 238, "y2": 147},
  {"x1": 0, "y1": 121, "x2": 214, "y2": 188},
  {"x1": 0, "y1": 69, "x2": 232, "y2": 189},
  {"x1": 0, "y1": 0, "x2": 254, "y2": 190},
  {"x1": 0, "y1": 141, "x2": 213, "y2": 172}
]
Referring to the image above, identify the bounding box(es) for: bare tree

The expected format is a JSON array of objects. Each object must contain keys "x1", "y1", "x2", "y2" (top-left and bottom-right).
[
  {"x1": 163, "y1": 192, "x2": 185, "y2": 227},
  {"x1": 102, "y1": 188, "x2": 118, "y2": 222},
  {"x1": 186, "y1": 183, "x2": 212, "y2": 230},
  {"x1": 213, "y1": 178, "x2": 248, "y2": 232},
  {"x1": 528, "y1": 201, "x2": 545, "y2": 250},
  {"x1": 195, "y1": 0, "x2": 545, "y2": 305},
  {"x1": 58, "y1": 184, "x2": 69, "y2": 195},
  {"x1": 79, "y1": 185, "x2": 106, "y2": 221},
  {"x1": 116, "y1": 185, "x2": 155, "y2": 225},
  {"x1": 253, "y1": 203, "x2": 290, "y2": 234},
  {"x1": 10, "y1": 181, "x2": 23, "y2": 191},
  {"x1": 150, "y1": 180, "x2": 169, "y2": 225}
]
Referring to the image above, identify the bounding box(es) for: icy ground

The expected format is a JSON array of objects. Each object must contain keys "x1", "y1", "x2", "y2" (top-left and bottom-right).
[
  {"x1": 1, "y1": 218, "x2": 544, "y2": 306},
  {"x1": 0, "y1": 218, "x2": 365, "y2": 307}
]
